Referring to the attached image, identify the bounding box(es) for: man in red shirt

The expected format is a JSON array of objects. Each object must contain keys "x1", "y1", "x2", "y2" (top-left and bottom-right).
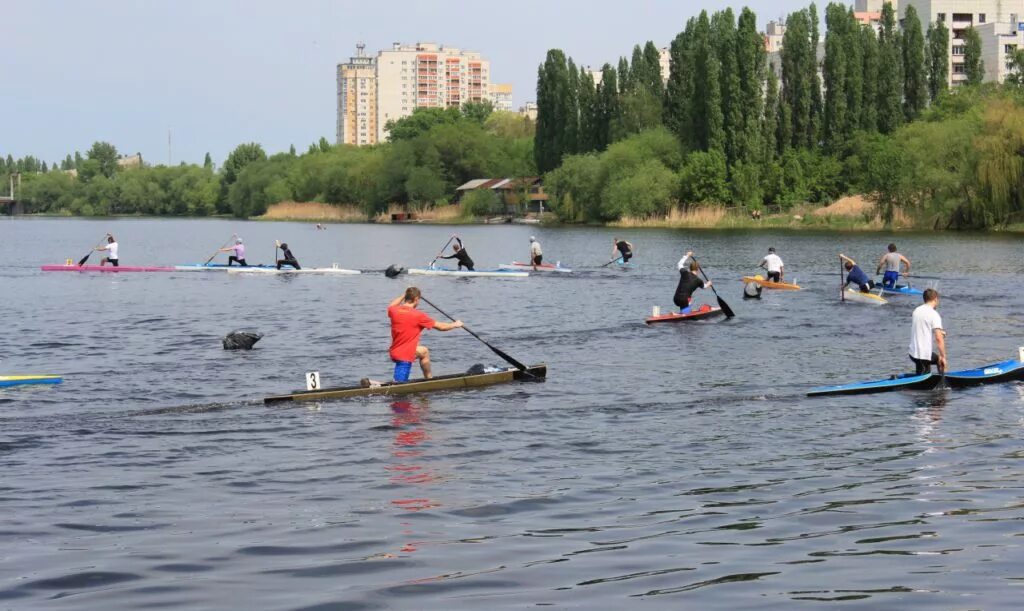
[{"x1": 388, "y1": 287, "x2": 463, "y2": 381}]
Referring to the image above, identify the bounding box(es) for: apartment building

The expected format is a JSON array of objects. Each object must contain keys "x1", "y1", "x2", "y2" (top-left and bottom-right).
[
  {"x1": 336, "y1": 44, "x2": 378, "y2": 146},
  {"x1": 855, "y1": 0, "x2": 894, "y2": 10},
  {"x1": 376, "y1": 42, "x2": 491, "y2": 142},
  {"x1": 901, "y1": 0, "x2": 1024, "y2": 86},
  {"x1": 489, "y1": 83, "x2": 514, "y2": 111}
]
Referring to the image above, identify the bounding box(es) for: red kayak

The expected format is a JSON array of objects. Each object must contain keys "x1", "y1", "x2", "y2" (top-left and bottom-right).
[
  {"x1": 41, "y1": 264, "x2": 176, "y2": 273},
  {"x1": 645, "y1": 304, "x2": 725, "y2": 324}
]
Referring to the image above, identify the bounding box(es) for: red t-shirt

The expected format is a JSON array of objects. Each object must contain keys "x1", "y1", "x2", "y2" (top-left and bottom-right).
[{"x1": 388, "y1": 304, "x2": 436, "y2": 362}]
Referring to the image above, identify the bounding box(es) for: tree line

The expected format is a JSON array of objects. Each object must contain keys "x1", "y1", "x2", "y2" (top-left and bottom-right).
[
  {"x1": 537, "y1": 2, "x2": 1023, "y2": 228},
  {"x1": 2, "y1": 104, "x2": 536, "y2": 218}
]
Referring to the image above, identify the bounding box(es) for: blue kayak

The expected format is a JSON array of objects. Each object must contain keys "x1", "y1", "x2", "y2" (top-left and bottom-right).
[
  {"x1": 808, "y1": 358, "x2": 1024, "y2": 396},
  {"x1": 807, "y1": 373, "x2": 938, "y2": 397},
  {"x1": 946, "y1": 359, "x2": 1024, "y2": 388},
  {"x1": 0, "y1": 375, "x2": 63, "y2": 388},
  {"x1": 878, "y1": 285, "x2": 924, "y2": 296}
]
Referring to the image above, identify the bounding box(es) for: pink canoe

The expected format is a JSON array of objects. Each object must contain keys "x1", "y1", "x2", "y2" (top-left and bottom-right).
[{"x1": 41, "y1": 264, "x2": 176, "y2": 273}]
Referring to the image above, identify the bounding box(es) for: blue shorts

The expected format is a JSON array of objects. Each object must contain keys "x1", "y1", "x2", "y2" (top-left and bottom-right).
[
  {"x1": 393, "y1": 360, "x2": 412, "y2": 382},
  {"x1": 882, "y1": 271, "x2": 899, "y2": 288},
  {"x1": 679, "y1": 305, "x2": 692, "y2": 314}
]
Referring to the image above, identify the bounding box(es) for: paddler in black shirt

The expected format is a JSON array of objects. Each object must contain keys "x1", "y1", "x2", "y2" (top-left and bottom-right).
[
  {"x1": 612, "y1": 237, "x2": 634, "y2": 263},
  {"x1": 674, "y1": 251, "x2": 711, "y2": 314},
  {"x1": 276, "y1": 241, "x2": 301, "y2": 270},
  {"x1": 439, "y1": 236, "x2": 475, "y2": 271}
]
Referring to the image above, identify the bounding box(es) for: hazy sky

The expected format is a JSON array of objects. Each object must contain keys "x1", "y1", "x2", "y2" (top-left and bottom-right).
[{"x1": 5, "y1": 0, "x2": 812, "y2": 166}]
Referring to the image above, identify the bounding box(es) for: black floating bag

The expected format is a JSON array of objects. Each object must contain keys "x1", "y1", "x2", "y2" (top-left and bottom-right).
[
  {"x1": 223, "y1": 330, "x2": 263, "y2": 350},
  {"x1": 743, "y1": 281, "x2": 762, "y2": 299},
  {"x1": 385, "y1": 264, "x2": 405, "y2": 279}
]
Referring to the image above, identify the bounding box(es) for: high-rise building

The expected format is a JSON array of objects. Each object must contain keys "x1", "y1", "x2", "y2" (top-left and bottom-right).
[
  {"x1": 901, "y1": 1, "x2": 1024, "y2": 86},
  {"x1": 375, "y1": 42, "x2": 492, "y2": 142},
  {"x1": 336, "y1": 43, "x2": 378, "y2": 146},
  {"x1": 855, "y1": 0, "x2": 894, "y2": 11},
  {"x1": 489, "y1": 83, "x2": 514, "y2": 111}
]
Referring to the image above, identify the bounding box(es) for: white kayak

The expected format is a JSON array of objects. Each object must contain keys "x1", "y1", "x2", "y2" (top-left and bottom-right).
[
  {"x1": 226, "y1": 265, "x2": 361, "y2": 275},
  {"x1": 498, "y1": 261, "x2": 573, "y2": 273},
  {"x1": 843, "y1": 288, "x2": 888, "y2": 305},
  {"x1": 175, "y1": 263, "x2": 276, "y2": 271},
  {"x1": 407, "y1": 267, "x2": 528, "y2": 278}
]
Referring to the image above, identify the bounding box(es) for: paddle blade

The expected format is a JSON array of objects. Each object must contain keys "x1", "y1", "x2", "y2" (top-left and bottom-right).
[
  {"x1": 77, "y1": 252, "x2": 92, "y2": 266},
  {"x1": 717, "y1": 296, "x2": 736, "y2": 318}
]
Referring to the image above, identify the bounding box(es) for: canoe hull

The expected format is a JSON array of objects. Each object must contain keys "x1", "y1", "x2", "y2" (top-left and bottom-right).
[
  {"x1": 807, "y1": 373, "x2": 939, "y2": 397},
  {"x1": 945, "y1": 359, "x2": 1024, "y2": 388},
  {"x1": 879, "y1": 285, "x2": 925, "y2": 296},
  {"x1": 226, "y1": 267, "x2": 361, "y2": 275},
  {"x1": 42, "y1": 265, "x2": 175, "y2": 273},
  {"x1": 499, "y1": 262, "x2": 573, "y2": 273},
  {"x1": 175, "y1": 264, "x2": 275, "y2": 271},
  {"x1": 645, "y1": 306, "x2": 725, "y2": 324},
  {"x1": 0, "y1": 375, "x2": 63, "y2": 387},
  {"x1": 843, "y1": 289, "x2": 888, "y2": 305},
  {"x1": 264, "y1": 364, "x2": 547, "y2": 403},
  {"x1": 741, "y1": 276, "x2": 801, "y2": 290},
  {"x1": 407, "y1": 268, "x2": 528, "y2": 278}
]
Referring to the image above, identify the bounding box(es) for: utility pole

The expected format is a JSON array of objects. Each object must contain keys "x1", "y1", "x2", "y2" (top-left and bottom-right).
[{"x1": 168, "y1": 129, "x2": 172, "y2": 165}]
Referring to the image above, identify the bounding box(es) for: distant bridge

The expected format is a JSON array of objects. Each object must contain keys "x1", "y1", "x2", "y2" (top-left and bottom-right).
[{"x1": 2, "y1": 174, "x2": 24, "y2": 214}]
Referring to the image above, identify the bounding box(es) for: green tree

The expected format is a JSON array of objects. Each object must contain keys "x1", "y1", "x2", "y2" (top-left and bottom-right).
[
  {"x1": 679, "y1": 149, "x2": 729, "y2": 203},
  {"x1": 534, "y1": 49, "x2": 572, "y2": 172},
  {"x1": 462, "y1": 100, "x2": 494, "y2": 123},
  {"x1": 664, "y1": 19, "x2": 695, "y2": 146},
  {"x1": 80, "y1": 141, "x2": 119, "y2": 181},
  {"x1": 713, "y1": 8, "x2": 742, "y2": 164},
  {"x1": 222, "y1": 143, "x2": 267, "y2": 186},
  {"x1": 823, "y1": 3, "x2": 849, "y2": 152},
  {"x1": 963, "y1": 27, "x2": 985, "y2": 86},
  {"x1": 842, "y1": 8, "x2": 864, "y2": 142},
  {"x1": 736, "y1": 7, "x2": 766, "y2": 165},
  {"x1": 460, "y1": 188, "x2": 500, "y2": 217},
  {"x1": 576, "y1": 71, "x2": 598, "y2": 152},
  {"x1": 288, "y1": 144, "x2": 296, "y2": 156},
  {"x1": 642, "y1": 41, "x2": 665, "y2": 96},
  {"x1": 763, "y1": 63, "x2": 781, "y2": 159},
  {"x1": 927, "y1": 20, "x2": 950, "y2": 100},
  {"x1": 692, "y1": 11, "x2": 724, "y2": 153},
  {"x1": 405, "y1": 166, "x2": 447, "y2": 204},
  {"x1": 617, "y1": 56, "x2": 631, "y2": 93},
  {"x1": 876, "y1": 2, "x2": 904, "y2": 134},
  {"x1": 596, "y1": 64, "x2": 620, "y2": 151},
  {"x1": 781, "y1": 8, "x2": 815, "y2": 148},
  {"x1": 386, "y1": 107, "x2": 462, "y2": 141},
  {"x1": 565, "y1": 59, "x2": 580, "y2": 154},
  {"x1": 203, "y1": 152, "x2": 213, "y2": 169},
  {"x1": 902, "y1": 5, "x2": 928, "y2": 120},
  {"x1": 1006, "y1": 48, "x2": 1024, "y2": 88},
  {"x1": 860, "y1": 25, "x2": 879, "y2": 131}
]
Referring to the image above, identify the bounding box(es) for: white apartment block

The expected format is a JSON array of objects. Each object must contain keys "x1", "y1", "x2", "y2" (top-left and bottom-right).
[
  {"x1": 336, "y1": 43, "x2": 378, "y2": 146},
  {"x1": 376, "y1": 42, "x2": 491, "y2": 142},
  {"x1": 901, "y1": 0, "x2": 1024, "y2": 86},
  {"x1": 855, "y1": 0, "x2": 895, "y2": 11},
  {"x1": 489, "y1": 83, "x2": 514, "y2": 111}
]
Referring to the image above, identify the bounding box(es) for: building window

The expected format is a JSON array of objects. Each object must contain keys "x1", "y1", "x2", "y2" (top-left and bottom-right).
[
  {"x1": 938, "y1": 13, "x2": 945, "y2": 22},
  {"x1": 953, "y1": 63, "x2": 966, "y2": 74},
  {"x1": 979, "y1": 13, "x2": 986, "y2": 24},
  {"x1": 1006, "y1": 44, "x2": 1018, "y2": 54},
  {"x1": 952, "y1": 45, "x2": 965, "y2": 55}
]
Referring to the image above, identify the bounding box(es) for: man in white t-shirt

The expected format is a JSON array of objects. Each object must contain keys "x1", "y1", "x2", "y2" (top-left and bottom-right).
[
  {"x1": 529, "y1": 236, "x2": 543, "y2": 267},
  {"x1": 759, "y1": 247, "x2": 784, "y2": 282},
  {"x1": 909, "y1": 288, "x2": 946, "y2": 375},
  {"x1": 97, "y1": 234, "x2": 119, "y2": 267}
]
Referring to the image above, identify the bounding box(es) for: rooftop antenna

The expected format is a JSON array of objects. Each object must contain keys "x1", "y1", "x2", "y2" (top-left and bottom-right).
[{"x1": 356, "y1": 41, "x2": 365, "y2": 57}]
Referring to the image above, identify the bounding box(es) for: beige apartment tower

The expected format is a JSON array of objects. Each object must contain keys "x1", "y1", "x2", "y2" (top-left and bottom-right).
[
  {"x1": 375, "y1": 42, "x2": 492, "y2": 142},
  {"x1": 336, "y1": 44, "x2": 377, "y2": 146}
]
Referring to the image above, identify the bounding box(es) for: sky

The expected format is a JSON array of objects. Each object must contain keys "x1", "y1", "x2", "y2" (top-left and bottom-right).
[{"x1": 5, "y1": 0, "x2": 813, "y2": 167}]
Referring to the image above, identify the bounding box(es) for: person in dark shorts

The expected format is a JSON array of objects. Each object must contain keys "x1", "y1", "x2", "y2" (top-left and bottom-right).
[
  {"x1": 97, "y1": 234, "x2": 119, "y2": 267},
  {"x1": 612, "y1": 238, "x2": 634, "y2": 263},
  {"x1": 439, "y1": 236, "x2": 475, "y2": 271},
  {"x1": 276, "y1": 242, "x2": 301, "y2": 270},
  {"x1": 909, "y1": 289, "x2": 946, "y2": 375},
  {"x1": 219, "y1": 238, "x2": 248, "y2": 266},
  {"x1": 529, "y1": 236, "x2": 543, "y2": 266},
  {"x1": 673, "y1": 253, "x2": 711, "y2": 314}
]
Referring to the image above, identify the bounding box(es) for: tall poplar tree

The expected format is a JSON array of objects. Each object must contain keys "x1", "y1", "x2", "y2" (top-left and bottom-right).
[
  {"x1": 781, "y1": 8, "x2": 814, "y2": 148},
  {"x1": 534, "y1": 49, "x2": 571, "y2": 173},
  {"x1": 713, "y1": 9, "x2": 742, "y2": 163},
  {"x1": 736, "y1": 7, "x2": 766, "y2": 165},
  {"x1": 642, "y1": 41, "x2": 665, "y2": 96},
  {"x1": 823, "y1": 3, "x2": 849, "y2": 152},
  {"x1": 860, "y1": 25, "x2": 879, "y2": 132},
  {"x1": 926, "y1": 20, "x2": 950, "y2": 100},
  {"x1": 876, "y1": 1, "x2": 904, "y2": 134},
  {"x1": 577, "y1": 71, "x2": 598, "y2": 153},
  {"x1": 566, "y1": 58, "x2": 581, "y2": 155},
  {"x1": 596, "y1": 64, "x2": 620, "y2": 151},
  {"x1": 617, "y1": 56, "x2": 631, "y2": 94},
  {"x1": 664, "y1": 19, "x2": 695, "y2": 148},
  {"x1": 692, "y1": 11, "x2": 724, "y2": 153},
  {"x1": 808, "y1": 3, "x2": 823, "y2": 147},
  {"x1": 842, "y1": 8, "x2": 864, "y2": 142},
  {"x1": 902, "y1": 5, "x2": 928, "y2": 120},
  {"x1": 764, "y1": 64, "x2": 781, "y2": 159},
  {"x1": 963, "y1": 27, "x2": 985, "y2": 86}
]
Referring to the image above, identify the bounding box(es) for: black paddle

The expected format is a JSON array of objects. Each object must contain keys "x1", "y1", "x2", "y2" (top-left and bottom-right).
[
  {"x1": 690, "y1": 256, "x2": 735, "y2": 318},
  {"x1": 601, "y1": 256, "x2": 624, "y2": 268},
  {"x1": 204, "y1": 233, "x2": 237, "y2": 265},
  {"x1": 419, "y1": 295, "x2": 534, "y2": 375},
  {"x1": 429, "y1": 236, "x2": 456, "y2": 268},
  {"x1": 78, "y1": 235, "x2": 109, "y2": 266}
]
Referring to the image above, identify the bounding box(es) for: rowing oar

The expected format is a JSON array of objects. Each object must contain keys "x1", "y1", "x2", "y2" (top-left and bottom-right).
[
  {"x1": 204, "y1": 233, "x2": 237, "y2": 265},
  {"x1": 428, "y1": 236, "x2": 456, "y2": 269},
  {"x1": 77, "y1": 235, "x2": 109, "y2": 266},
  {"x1": 419, "y1": 295, "x2": 534, "y2": 376},
  {"x1": 691, "y1": 256, "x2": 735, "y2": 318}
]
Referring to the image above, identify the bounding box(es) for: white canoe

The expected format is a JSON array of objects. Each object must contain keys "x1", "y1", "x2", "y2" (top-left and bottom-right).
[
  {"x1": 498, "y1": 261, "x2": 573, "y2": 273},
  {"x1": 843, "y1": 288, "x2": 888, "y2": 305},
  {"x1": 226, "y1": 266, "x2": 361, "y2": 275},
  {"x1": 407, "y1": 267, "x2": 528, "y2": 278}
]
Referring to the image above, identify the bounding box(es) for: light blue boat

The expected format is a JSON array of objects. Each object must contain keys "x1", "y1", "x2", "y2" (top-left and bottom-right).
[{"x1": 0, "y1": 375, "x2": 63, "y2": 388}]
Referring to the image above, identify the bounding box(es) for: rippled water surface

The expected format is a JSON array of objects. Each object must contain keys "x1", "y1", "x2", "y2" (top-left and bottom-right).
[{"x1": 2, "y1": 217, "x2": 1024, "y2": 609}]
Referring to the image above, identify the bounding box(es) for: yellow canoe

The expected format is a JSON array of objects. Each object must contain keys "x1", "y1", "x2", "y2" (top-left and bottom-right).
[
  {"x1": 742, "y1": 275, "x2": 802, "y2": 290},
  {"x1": 843, "y1": 289, "x2": 888, "y2": 305}
]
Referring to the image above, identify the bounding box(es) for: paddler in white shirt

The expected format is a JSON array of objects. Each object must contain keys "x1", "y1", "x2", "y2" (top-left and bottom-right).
[
  {"x1": 96, "y1": 234, "x2": 119, "y2": 267},
  {"x1": 909, "y1": 288, "x2": 946, "y2": 375},
  {"x1": 758, "y1": 247, "x2": 784, "y2": 282},
  {"x1": 529, "y1": 236, "x2": 543, "y2": 268}
]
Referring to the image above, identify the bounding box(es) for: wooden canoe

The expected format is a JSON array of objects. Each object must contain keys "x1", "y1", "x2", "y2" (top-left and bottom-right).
[
  {"x1": 741, "y1": 275, "x2": 801, "y2": 290},
  {"x1": 264, "y1": 364, "x2": 546, "y2": 404}
]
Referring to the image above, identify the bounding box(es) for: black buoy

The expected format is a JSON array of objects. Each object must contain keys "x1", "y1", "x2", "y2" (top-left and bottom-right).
[
  {"x1": 743, "y1": 281, "x2": 762, "y2": 300},
  {"x1": 385, "y1": 264, "x2": 405, "y2": 279},
  {"x1": 223, "y1": 330, "x2": 263, "y2": 350}
]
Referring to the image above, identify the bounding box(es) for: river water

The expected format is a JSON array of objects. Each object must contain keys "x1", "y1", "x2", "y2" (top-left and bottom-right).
[{"x1": 2, "y1": 217, "x2": 1023, "y2": 609}]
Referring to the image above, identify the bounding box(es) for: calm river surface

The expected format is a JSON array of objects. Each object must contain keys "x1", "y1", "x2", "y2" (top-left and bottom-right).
[{"x1": 2, "y1": 217, "x2": 1024, "y2": 609}]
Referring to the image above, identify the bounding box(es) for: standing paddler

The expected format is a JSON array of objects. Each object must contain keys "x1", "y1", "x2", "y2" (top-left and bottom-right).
[
  {"x1": 673, "y1": 251, "x2": 712, "y2": 314},
  {"x1": 612, "y1": 238, "x2": 634, "y2": 264},
  {"x1": 529, "y1": 236, "x2": 543, "y2": 268},
  {"x1": 219, "y1": 238, "x2": 248, "y2": 266},
  {"x1": 758, "y1": 247, "x2": 785, "y2": 282},
  {"x1": 388, "y1": 287, "x2": 464, "y2": 381},
  {"x1": 877, "y1": 243, "x2": 911, "y2": 289},
  {"x1": 438, "y1": 236, "x2": 475, "y2": 271},
  {"x1": 96, "y1": 234, "x2": 119, "y2": 267},
  {"x1": 909, "y1": 288, "x2": 946, "y2": 375}
]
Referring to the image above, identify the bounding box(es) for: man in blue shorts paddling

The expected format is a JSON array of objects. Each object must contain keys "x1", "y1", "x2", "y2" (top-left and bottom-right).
[
  {"x1": 387, "y1": 287, "x2": 463, "y2": 381},
  {"x1": 876, "y1": 243, "x2": 911, "y2": 289}
]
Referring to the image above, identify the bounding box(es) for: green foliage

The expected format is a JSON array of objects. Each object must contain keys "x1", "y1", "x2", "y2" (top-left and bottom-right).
[
  {"x1": 876, "y1": 2, "x2": 904, "y2": 134},
  {"x1": 902, "y1": 5, "x2": 928, "y2": 120},
  {"x1": 222, "y1": 143, "x2": 266, "y2": 186},
  {"x1": 601, "y1": 159, "x2": 676, "y2": 218},
  {"x1": 460, "y1": 188, "x2": 501, "y2": 217},
  {"x1": 462, "y1": 100, "x2": 494, "y2": 124},
  {"x1": 80, "y1": 141, "x2": 119, "y2": 182},
  {"x1": 385, "y1": 107, "x2": 462, "y2": 142},
  {"x1": 679, "y1": 150, "x2": 728, "y2": 204},
  {"x1": 963, "y1": 27, "x2": 985, "y2": 86}
]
